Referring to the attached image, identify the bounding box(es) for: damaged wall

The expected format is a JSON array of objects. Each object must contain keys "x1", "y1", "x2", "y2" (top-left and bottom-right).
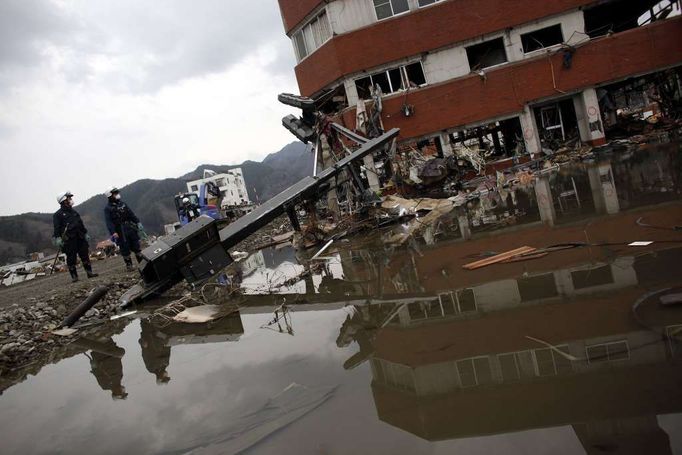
[
  {"x1": 291, "y1": 0, "x2": 596, "y2": 96},
  {"x1": 342, "y1": 9, "x2": 587, "y2": 108},
  {"x1": 335, "y1": 17, "x2": 682, "y2": 143}
]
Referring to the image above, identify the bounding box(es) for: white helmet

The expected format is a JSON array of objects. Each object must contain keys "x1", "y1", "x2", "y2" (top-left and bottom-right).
[
  {"x1": 106, "y1": 187, "x2": 120, "y2": 198},
  {"x1": 182, "y1": 197, "x2": 190, "y2": 204},
  {"x1": 57, "y1": 191, "x2": 74, "y2": 204}
]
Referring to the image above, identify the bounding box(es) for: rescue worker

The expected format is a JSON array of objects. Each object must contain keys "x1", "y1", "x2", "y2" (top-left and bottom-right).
[
  {"x1": 52, "y1": 191, "x2": 98, "y2": 282},
  {"x1": 104, "y1": 187, "x2": 144, "y2": 271},
  {"x1": 180, "y1": 196, "x2": 198, "y2": 222}
]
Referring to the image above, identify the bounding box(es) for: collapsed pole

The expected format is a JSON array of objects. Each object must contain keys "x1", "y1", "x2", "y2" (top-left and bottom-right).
[{"x1": 61, "y1": 286, "x2": 109, "y2": 328}]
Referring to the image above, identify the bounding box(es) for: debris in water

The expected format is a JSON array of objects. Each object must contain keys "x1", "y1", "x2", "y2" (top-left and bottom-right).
[
  {"x1": 110, "y1": 310, "x2": 137, "y2": 321},
  {"x1": 173, "y1": 305, "x2": 229, "y2": 324},
  {"x1": 628, "y1": 241, "x2": 653, "y2": 247},
  {"x1": 463, "y1": 246, "x2": 536, "y2": 270}
]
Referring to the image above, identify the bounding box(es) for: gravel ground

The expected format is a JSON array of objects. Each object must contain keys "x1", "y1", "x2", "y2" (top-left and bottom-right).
[{"x1": 0, "y1": 256, "x2": 144, "y2": 379}]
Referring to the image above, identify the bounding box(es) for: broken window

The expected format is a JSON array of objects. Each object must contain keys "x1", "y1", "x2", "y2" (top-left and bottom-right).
[
  {"x1": 372, "y1": 71, "x2": 392, "y2": 94},
  {"x1": 373, "y1": 0, "x2": 409, "y2": 20},
  {"x1": 292, "y1": 10, "x2": 332, "y2": 62},
  {"x1": 316, "y1": 84, "x2": 349, "y2": 114},
  {"x1": 354, "y1": 61, "x2": 427, "y2": 100},
  {"x1": 521, "y1": 24, "x2": 564, "y2": 53},
  {"x1": 517, "y1": 273, "x2": 558, "y2": 301},
  {"x1": 466, "y1": 37, "x2": 507, "y2": 71},
  {"x1": 533, "y1": 99, "x2": 580, "y2": 147},
  {"x1": 455, "y1": 288, "x2": 477, "y2": 313},
  {"x1": 404, "y1": 62, "x2": 426, "y2": 87},
  {"x1": 571, "y1": 265, "x2": 614, "y2": 289},
  {"x1": 584, "y1": 0, "x2": 671, "y2": 38}
]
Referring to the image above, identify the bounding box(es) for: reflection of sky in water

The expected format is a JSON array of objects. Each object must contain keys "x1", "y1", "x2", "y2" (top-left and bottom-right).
[
  {"x1": 0, "y1": 308, "x2": 634, "y2": 455},
  {"x1": 240, "y1": 250, "x2": 345, "y2": 295}
]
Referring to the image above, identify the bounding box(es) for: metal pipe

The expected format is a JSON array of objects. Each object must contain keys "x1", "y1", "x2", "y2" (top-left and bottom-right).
[{"x1": 61, "y1": 286, "x2": 109, "y2": 327}]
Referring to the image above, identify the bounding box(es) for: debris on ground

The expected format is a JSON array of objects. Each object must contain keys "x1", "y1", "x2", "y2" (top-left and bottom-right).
[{"x1": 0, "y1": 264, "x2": 154, "y2": 375}]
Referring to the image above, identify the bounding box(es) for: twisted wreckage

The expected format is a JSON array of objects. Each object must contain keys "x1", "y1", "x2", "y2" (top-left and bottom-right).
[
  {"x1": 119, "y1": 86, "x2": 682, "y2": 308},
  {"x1": 120, "y1": 94, "x2": 400, "y2": 306}
]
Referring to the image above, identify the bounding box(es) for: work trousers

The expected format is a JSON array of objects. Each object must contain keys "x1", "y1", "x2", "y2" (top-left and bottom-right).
[
  {"x1": 64, "y1": 237, "x2": 91, "y2": 269},
  {"x1": 117, "y1": 225, "x2": 141, "y2": 257}
]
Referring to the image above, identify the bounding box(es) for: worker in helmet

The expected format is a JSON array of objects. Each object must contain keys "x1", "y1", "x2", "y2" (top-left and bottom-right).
[
  {"x1": 181, "y1": 196, "x2": 198, "y2": 222},
  {"x1": 52, "y1": 191, "x2": 98, "y2": 282},
  {"x1": 104, "y1": 187, "x2": 143, "y2": 272}
]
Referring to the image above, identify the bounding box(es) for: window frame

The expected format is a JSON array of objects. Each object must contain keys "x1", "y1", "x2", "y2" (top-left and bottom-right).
[
  {"x1": 585, "y1": 340, "x2": 630, "y2": 364},
  {"x1": 532, "y1": 344, "x2": 572, "y2": 376},
  {"x1": 455, "y1": 356, "x2": 492, "y2": 388},
  {"x1": 465, "y1": 36, "x2": 509, "y2": 71},
  {"x1": 520, "y1": 23, "x2": 565, "y2": 54},
  {"x1": 417, "y1": 0, "x2": 441, "y2": 7},
  {"x1": 373, "y1": 0, "x2": 411, "y2": 22},
  {"x1": 353, "y1": 60, "x2": 427, "y2": 100},
  {"x1": 292, "y1": 8, "x2": 333, "y2": 63}
]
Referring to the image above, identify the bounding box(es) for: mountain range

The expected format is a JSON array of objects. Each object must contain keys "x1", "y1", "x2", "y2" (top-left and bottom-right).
[{"x1": 0, "y1": 141, "x2": 311, "y2": 265}]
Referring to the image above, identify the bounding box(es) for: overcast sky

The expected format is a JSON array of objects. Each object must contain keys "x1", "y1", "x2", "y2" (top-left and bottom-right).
[{"x1": 0, "y1": 0, "x2": 300, "y2": 216}]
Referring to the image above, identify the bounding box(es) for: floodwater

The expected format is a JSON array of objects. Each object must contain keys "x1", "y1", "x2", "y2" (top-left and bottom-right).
[{"x1": 1, "y1": 142, "x2": 682, "y2": 454}]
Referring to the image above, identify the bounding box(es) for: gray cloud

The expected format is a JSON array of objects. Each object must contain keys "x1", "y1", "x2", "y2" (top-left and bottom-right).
[
  {"x1": 0, "y1": 0, "x2": 292, "y2": 93},
  {"x1": 0, "y1": 0, "x2": 75, "y2": 69}
]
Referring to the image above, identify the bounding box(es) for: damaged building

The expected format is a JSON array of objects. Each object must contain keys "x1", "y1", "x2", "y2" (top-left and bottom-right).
[{"x1": 277, "y1": 0, "x2": 682, "y2": 179}]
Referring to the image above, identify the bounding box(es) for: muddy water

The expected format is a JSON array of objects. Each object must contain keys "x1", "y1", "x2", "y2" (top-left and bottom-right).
[{"x1": 1, "y1": 142, "x2": 682, "y2": 454}]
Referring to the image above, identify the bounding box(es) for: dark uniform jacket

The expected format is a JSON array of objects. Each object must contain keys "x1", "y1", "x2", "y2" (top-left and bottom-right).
[
  {"x1": 104, "y1": 200, "x2": 139, "y2": 236},
  {"x1": 53, "y1": 206, "x2": 87, "y2": 241}
]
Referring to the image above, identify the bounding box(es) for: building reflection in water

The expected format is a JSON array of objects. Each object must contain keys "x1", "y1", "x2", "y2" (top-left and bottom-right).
[{"x1": 337, "y1": 246, "x2": 682, "y2": 454}]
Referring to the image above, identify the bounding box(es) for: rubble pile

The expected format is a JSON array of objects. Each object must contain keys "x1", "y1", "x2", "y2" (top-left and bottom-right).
[
  {"x1": 230, "y1": 215, "x2": 294, "y2": 253},
  {"x1": 0, "y1": 275, "x2": 140, "y2": 374}
]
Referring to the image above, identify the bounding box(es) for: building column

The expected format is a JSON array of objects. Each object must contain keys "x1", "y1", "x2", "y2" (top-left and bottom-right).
[
  {"x1": 344, "y1": 79, "x2": 360, "y2": 109},
  {"x1": 363, "y1": 155, "x2": 381, "y2": 192},
  {"x1": 573, "y1": 88, "x2": 606, "y2": 146},
  {"x1": 588, "y1": 163, "x2": 620, "y2": 215},
  {"x1": 439, "y1": 132, "x2": 454, "y2": 157},
  {"x1": 519, "y1": 105, "x2": 542, "y2": 157},
  {"x1": 319, "y1": 132, "x2": 340, "y2": 219},
  {"x1": 534, "y1": 176, "x2": 556, "y2": 226}
]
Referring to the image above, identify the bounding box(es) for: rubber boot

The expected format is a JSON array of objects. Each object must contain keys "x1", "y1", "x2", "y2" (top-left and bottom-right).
[
  {"x1": 124, "y1": 255, "x2": 135, "y2": 272},
  {"x1": 84, "y1": 262, "x2": 99, "y2": 278},
  {"x1": 69, "y1": 267, "x2": 79, "y2": 283}
]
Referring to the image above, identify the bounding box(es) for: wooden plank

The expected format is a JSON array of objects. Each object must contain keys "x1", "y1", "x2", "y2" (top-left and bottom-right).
[{"x1": 462, "y1": 246, "x2": 536, "y2": 270}]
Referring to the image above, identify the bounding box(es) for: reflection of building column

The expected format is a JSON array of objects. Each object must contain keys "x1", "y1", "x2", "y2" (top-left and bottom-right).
[
  {"x1": 397, "y1": 304, "x2": 412, "y2": 327},
  {"x1": 573, "y1": 88, "x2": 606, "y2": 146},
  {"x1": 534, "y1": 176, "x2": 556, "y2": 226},
  {"x1": 520, "y1": 105, "x2": 542, "y2": 156},
  {"x1": 457, "y1": 208, "x2": 472, "y2": 240},
  {"x1": 588, "y1": 163, "x2": 620, "y2": 215},
  {"x1": 440, "y1": 132, "x2": 454, "y2": 157}
]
